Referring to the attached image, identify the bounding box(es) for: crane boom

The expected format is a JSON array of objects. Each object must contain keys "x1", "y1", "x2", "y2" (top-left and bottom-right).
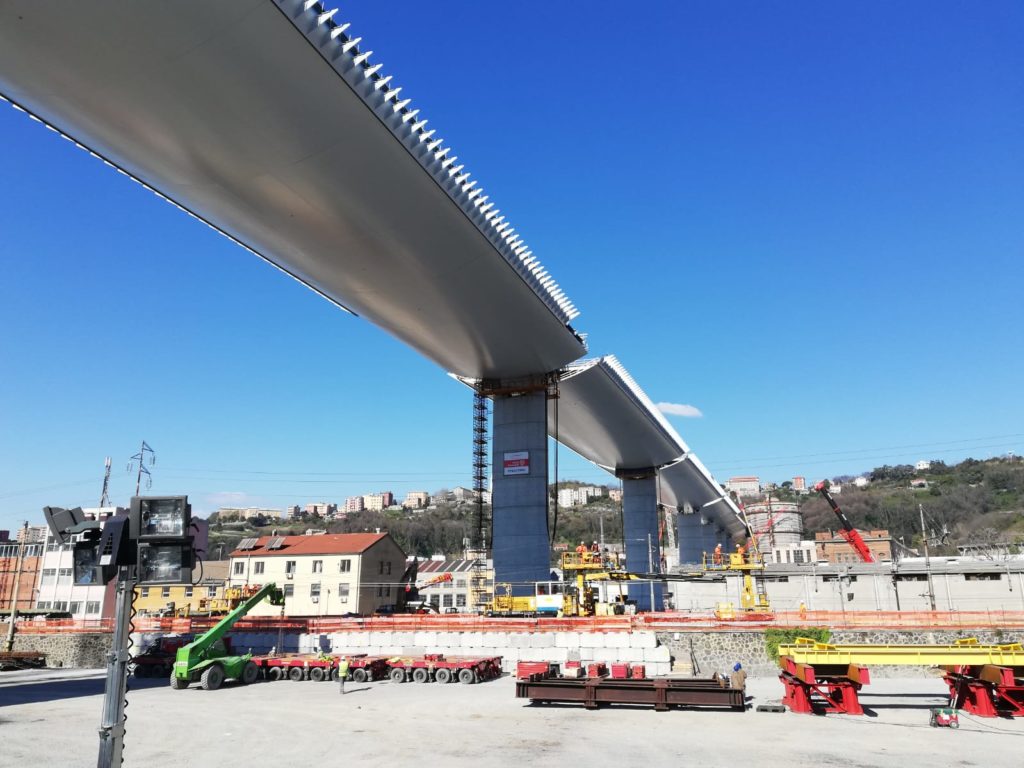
[
  {"x1": 814, "y1": 482, "x2": 874, "y2": 563},
  {"x1": 182, "y1": 582, "x2": 284, "y2": 659}
]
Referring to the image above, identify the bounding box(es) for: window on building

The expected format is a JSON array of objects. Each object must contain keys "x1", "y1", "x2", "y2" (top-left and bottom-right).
[
  {"x1": 253, "y1": 561, "x2": 265, "y2": 575},
  {"x1": 429, "y1": 594, "x2": 440, "y2": 608},
  {"x1": 794, "y1": 550, "x2": 805, "y2": 564},
  {"x1": 207, "y1": 586, "x2": 217, "y2": 598},
  {"x1": 312, "y1": 560, "x2": 323, "y2": 573},
  {"x1": 285, "y1": 561, "x2": 297, "y2": 575},
  {"x1": 53, "y1": 601, "x2": 68, "y2": 612},
  {"x1": 310, "y1": 583, "x2": 321, "y2": 598},
  {"x1": 442, "y1": 594, "x2": 453, "y2": 608},
  {"x1": 69, "y1": 601, "x2": 82, "y2": 615},
  {"x1": 379, "y1": 561, "x2": 384, "y2": 575},
  {"x1": 386, "y1": 561, "x2": 392, "y2": 575},
  {"x1": 456, "y1": 594, "x2": 466, "y2": 608},
  {"x1": 58, "y1": 567, "x2": 73, "y2": 580},
  {"x1": 233, "y1": 561, "x2": 245, "y2": 575},
  {"x1": 40, "y1": 568, "x2": 56, "y2": 586},
  {"x1": 184, "y1": 587, "x2": 193, "y2": 598},
  {"x1": 337, "y1": 584, "x2": 350, "y2": 603},
  {"x1": 46, "y1": 537, "x2": 59, "y2": 552},
  {"x1": 36, "y1": 601, "x2": 50, "y2": 610},
  {"x1": 161, "y1": 587, "x2": 171, "y2": 598},
  {"x1": 385, "y1": 585, "x2": 390, "y2": 597},
  {"x1": 86, "y1": 601, "x2": 100, "y2": 615},
  {"x1": 455, "y1": 579, "x2": 467, "y2": 590},
  {"x1": 339, "y1": 559, "x2": 351, "y2": 573},
  {"x1": 283, "y1": 584, "x2": 294, "y2": 598},
  {"x1": 141, "y1": 587, "x2": 150, "y2": 598}
]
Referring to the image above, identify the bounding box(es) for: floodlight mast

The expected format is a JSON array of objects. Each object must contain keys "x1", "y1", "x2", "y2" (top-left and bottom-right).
[{"x1": 96, "y1": 564, "x2": 136, "y2": 768}]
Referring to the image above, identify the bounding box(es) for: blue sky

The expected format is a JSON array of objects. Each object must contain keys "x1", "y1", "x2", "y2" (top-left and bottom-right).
[{"x1": 1, "y1": 2, "x2": 1022, "y2": 530}]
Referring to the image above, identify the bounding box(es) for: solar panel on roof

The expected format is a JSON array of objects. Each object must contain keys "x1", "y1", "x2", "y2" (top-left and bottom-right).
[
  {"x1": 237, "y1": 537, "x2": 258, "y2": 551},
  {"x1": 266, "y1": 537, "x2": 285, "y2": 550}
]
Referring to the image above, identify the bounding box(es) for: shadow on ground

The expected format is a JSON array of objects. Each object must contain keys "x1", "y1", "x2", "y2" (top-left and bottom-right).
[{"x1": 0, "y1": 675, "x2": 165, "y2": 707}]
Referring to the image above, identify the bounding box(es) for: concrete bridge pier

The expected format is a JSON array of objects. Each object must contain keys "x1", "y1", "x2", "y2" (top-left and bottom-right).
[
  {"x1": 619, "y1": 469, "x2": 663, "y2": 611},
  {"x1": 490, "y1": 386, "x2": 551, "y2": 595},
  {"x1": 677, "y1": 506, "x2": 705, "y2": 565}
]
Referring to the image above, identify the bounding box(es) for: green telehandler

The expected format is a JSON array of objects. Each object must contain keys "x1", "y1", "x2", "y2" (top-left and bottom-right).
[{"x1": 170, "y1": 582, "x2": 285, "y2": 691}]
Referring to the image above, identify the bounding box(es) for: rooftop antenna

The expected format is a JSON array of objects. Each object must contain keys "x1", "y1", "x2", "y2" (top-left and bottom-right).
[
  {"x1": 99, "y1": 456, "x2": 112, "y2": 508},
  {"x1": 127, "y1": 441, "x2": 155, "y2": 496}
]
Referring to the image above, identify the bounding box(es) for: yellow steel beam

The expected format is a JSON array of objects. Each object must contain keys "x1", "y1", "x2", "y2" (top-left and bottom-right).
[{"x1": 778, "y1": 637, "x2": 1024, "y2": 667}]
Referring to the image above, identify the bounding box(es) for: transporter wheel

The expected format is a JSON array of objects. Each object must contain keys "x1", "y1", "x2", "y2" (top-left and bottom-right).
[
  {"x1": 434, "y1": 668, "x2": 452, "y2": 684},
  {"x1": 240, "y1": 661, "x2": 260, "y2": 685},
  {"x1": 309, "y1": 667, "x2": 326, "y2": 682},
  {"x1": 289, "y1": 666, "x2": 305, "y2": 682},
  {"x1": 169, "y1": 670, "x2": 189, "y2": 690},
  {"x1": 351, "y1": 668, "x2": 368, "y2": 684},
  {"x1": 268, "y1": 666, "x2": 284, "y2": 681},
  {"x1": 458, "y1": 668, "x2": 476, "y2": 685},
  {"x1": 412, "y1": 668, "x2": 430, "y2": 684},
  {"x1": 200, "y1": 664, "x2": 225, "y2": 691},
  {"x1": 390, "y1": 667, "x2": 407, "y2": 684}
]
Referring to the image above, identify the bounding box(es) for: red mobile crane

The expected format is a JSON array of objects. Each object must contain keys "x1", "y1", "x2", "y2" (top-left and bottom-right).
[{"x1": 814, "y1": 481, "x2": 874, "y2": 563}]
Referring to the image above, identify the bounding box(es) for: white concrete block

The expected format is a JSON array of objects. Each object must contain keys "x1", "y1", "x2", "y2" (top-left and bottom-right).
[
  {"x1": 510, "y1": 633, "x2": 532, "y2": 649},
  {"x1": 579, "y1": 632, "x2": 605, "y2": 648},
  {"x1": 629, "y1": 632, "x2": 657, "y2": 649},
  {"x1": 643, "y1": 646, "x2": 671, "y2": 663},
  {"x1": 530, "y1": 633, "x2": 556, "y2": 648},
  {"x1": 593, "y1": 648, "x2": 620, "y2": 664},
  {"x1": 604, "y1": 633, "x2": 631, "y2": 649},
  {"x1": 649, "y1": 662, "x2": 670, "y2": 676},
  {"x1": 620, "y1": 648, "x2": 645, "y2": 663},
  {"x1": 501, "y1": 648, "x2": 520, "y2": 662},
  {"x1": 555, "y1": 632, "x2": 580, "y2": 649},
  {"x1": 484, "y1": 632, "x2": 509, "y2": 647},
  {"x1": 413, "y1": 631, "x2": 436, "y2": 647},
  {"x1": 391, "y1": 631, "x2": 413, "y2": 646},
  {"x1": 350, "y1": 632, "x2": 373, "y2": 648},
  {"x1": 464, "y1": 632, "x2": 483, "y2": 648},
  {"x1": 380, "y1": 646, "x2": 404, "y2": 656}
]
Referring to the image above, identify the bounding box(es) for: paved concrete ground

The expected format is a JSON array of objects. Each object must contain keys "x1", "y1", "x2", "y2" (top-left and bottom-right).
[{"x1": 1, "y1": 670, "x2": 1022, "y2": 767}]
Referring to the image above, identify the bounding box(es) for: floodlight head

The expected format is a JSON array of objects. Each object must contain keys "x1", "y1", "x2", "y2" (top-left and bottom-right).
[{"x1": 42, "y1": 506, "x2": 90, "y2": 544}]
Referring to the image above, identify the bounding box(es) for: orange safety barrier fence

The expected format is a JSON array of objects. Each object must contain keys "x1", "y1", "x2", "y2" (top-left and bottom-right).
[{"x1": 13, "y1": 610, "x2": 1024, "y2": 636}]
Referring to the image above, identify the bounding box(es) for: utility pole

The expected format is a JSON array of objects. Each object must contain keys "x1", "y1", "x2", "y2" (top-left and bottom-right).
[
  {"x1": 3, "y1": 521, "x2": 29, "y2": 653},
  {"x1": 599, "y1": 514, "x2": 605, "y2": 552},
  {"x1": 920, "y1": 504, "x2": 937, "y2": 611},
  {"x1": 128, "y1": 441, "x2": 155, "y2": 496}
]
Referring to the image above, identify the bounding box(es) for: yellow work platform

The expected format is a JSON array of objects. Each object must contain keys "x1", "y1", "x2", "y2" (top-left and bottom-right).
[{"x1": 778, "y1": 637, "x2": 1024, "y2": 667}]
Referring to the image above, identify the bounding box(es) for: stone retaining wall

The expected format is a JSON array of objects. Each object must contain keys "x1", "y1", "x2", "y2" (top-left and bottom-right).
[
  {"x1": 45, "y1": 626, "x2": 1022, "y2": 676},
  {"x1": 10, "y1": 632, "x2": 110, "y2": 668}
]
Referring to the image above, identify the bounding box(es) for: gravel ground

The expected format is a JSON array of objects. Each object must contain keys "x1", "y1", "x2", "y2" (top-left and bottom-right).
[{"x1": 1, "y1": 669, "x2": 1022, "y2": 767}]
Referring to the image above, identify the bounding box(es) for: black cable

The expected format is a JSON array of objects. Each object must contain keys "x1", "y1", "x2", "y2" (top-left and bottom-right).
[{"x1": 123, "y1": 577, "x2": 138, "y2": 766}]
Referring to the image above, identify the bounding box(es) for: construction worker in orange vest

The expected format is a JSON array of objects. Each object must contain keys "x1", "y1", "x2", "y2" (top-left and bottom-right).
[{"x1": 713, "y1": 543, "x2": 723, "y2": 566}]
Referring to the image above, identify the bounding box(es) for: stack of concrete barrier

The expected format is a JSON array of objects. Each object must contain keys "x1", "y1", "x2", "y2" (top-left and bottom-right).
[
  {"x1": 127, "y1": 629, "x2": 674, "y2": 675},
  {"x1": 298, "y1": 630, "x2": 673, "y2": 675}
]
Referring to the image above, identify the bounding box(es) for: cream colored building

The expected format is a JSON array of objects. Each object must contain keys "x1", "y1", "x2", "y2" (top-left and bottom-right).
[
  {"x1": 403, "y1": 491, "x2": 430, "y2": 509},
  {"x1": 228, "y1": 532, "x2": 406, "y2": 617}
]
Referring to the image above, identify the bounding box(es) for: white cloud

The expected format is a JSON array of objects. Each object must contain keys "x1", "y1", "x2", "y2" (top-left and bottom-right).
[{"x1": 656, "y1": 402, "x2": 703, "y2": 418}]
